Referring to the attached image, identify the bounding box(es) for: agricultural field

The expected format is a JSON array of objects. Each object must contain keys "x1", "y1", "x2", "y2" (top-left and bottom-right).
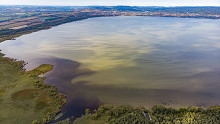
[{"x1": 0, "y1": 17, "x2": 12, "y2": 21}]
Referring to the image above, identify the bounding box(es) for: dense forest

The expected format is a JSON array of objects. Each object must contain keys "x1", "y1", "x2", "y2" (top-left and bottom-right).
[{"x1": 71, "y1": 104, "x2": 220, "y2": 124}]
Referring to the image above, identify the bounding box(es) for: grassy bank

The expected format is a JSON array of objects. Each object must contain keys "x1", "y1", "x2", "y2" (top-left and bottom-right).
[{"x1": 0, "y1": 52, "x2": 67, "y2": 124}]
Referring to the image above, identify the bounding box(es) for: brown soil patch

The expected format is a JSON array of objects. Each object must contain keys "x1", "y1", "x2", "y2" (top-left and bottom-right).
[{"x1": 12, "y1": 89, "x2": 40, "y2": 100}]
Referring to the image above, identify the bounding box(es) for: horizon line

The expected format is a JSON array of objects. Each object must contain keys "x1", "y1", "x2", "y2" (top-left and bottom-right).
[{"x1": 0, "y1": 5, "x2": 220, "y2": 7}]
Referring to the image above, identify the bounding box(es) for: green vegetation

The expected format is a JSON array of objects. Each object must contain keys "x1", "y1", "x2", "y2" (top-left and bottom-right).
[
  {"x1": 0, "y1": 7, "x2": 105, "y2": 124},
  {"x1": 0, "y1": 6, "x2": 220, "y2": 124},
  {"x1": 0, "y1": 52, "x2": 67, "y2": 124},
  {"x1": 74, "y1": 104, "x2": 220, "y2": 124},
  {"x1": 40, "y1": 17, "x2": 57, "y2": 21}
]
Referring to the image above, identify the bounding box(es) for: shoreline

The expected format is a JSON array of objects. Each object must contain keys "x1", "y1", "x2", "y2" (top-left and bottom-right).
[
  {"x1": 0, "y1": 15, "x2": 220, "y2": 123},
  {"x1": 0, "y1": 14, "x2": 109, "y2": 123},
  {"x1": 0, "y1": 52, "x2": 67, "y2": 123},
  {"x1": 1, "y1": 13, "x2": 219, "y2": 43},
  {"x1": 0, "y1": 15, "x2": 108, "y2": 43}
]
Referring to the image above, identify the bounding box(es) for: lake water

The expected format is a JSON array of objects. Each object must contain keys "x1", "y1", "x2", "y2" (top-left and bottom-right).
[{"x1": 1, "y1": 16, "x2": 220, "y2": 120}]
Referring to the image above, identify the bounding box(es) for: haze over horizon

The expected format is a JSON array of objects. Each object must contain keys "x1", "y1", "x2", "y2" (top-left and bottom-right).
[{"x1": 1, "y1": 0, "x2": 220, "y2": 7}]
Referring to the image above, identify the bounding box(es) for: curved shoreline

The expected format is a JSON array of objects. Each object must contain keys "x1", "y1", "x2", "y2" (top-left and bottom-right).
[
  {"x1": 0, "y1": 13, "x2": 91, "y2": 123},
  {"x1": 0, "y1": 53, "x2": 67, "y2": 123},
  {"x1": 1, "y1": 15, "x2": 220, "y2": 123},
  {"x1": 0, "y1": 15, "x2": 109, "y2": 123}
]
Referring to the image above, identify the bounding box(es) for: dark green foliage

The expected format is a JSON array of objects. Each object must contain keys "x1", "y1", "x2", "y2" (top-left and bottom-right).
[
  {"x1": 150, "y1": 105, "x2": 220, "y2": 124},
  {"x1": 109, "y1": 107, "x2": 149, "y2": 124},
  {"x1": 75, "y1": 105, "x2": 220, "y2": 124},
  {"x1": 86, "y1": 104, "x2": 150, "y2": 123}
]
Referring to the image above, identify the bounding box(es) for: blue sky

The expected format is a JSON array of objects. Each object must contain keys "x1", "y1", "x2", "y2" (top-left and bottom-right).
[{"x1": 1, "y1": 0, "x2": 220, "y2": 6}]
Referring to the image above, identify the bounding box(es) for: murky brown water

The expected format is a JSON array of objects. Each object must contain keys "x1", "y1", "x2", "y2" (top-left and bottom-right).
[{"x1": 1, "y1": 16, "x2": 220, "y2": 120}]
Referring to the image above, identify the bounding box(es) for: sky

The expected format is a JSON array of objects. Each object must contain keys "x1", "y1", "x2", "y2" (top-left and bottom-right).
[{"x1": 0, "y1": 0, "x2": 220, "y2": 6}]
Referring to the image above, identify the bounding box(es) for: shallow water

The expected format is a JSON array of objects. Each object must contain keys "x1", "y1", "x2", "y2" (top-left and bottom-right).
[{"x1": 1, "y1": 16, "x2": 220, "y2": 120}]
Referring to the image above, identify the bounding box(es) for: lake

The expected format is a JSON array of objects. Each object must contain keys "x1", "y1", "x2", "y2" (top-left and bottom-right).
[{"x1": 1, "y1": 16, "x2": 220, "y2": 120}]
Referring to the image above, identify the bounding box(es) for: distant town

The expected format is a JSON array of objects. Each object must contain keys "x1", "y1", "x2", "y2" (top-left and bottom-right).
[{"x1": 0, "y1": 6, "x2": 220, "y2": 31}]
